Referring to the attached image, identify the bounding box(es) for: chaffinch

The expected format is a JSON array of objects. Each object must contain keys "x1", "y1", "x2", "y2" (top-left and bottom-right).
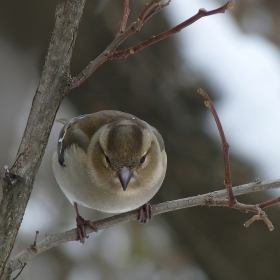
[{"x1": 52, "y1": 110, "x2": 167, "y2": 243}]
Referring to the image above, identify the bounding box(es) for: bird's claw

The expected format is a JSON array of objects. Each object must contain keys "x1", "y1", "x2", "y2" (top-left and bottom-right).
[
  {"x1": 76, "y1": 214, "x2": 98, "y2": 244},
  {"x1": 138, "y1": 203, "x2": 153, "y2": 224}
]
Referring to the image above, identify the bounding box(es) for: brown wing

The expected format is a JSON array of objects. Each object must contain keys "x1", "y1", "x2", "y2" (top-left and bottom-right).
[{"x1": 57, "y1": 111, "x2": 141, "y2": 166}]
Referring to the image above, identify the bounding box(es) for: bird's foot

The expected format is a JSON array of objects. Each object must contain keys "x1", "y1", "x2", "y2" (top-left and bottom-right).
[
  {"x1": 74, "y1": 202, "x2": 98, "y2": 244},
  {"x1": 138, "y1": 203, "x2": 153, "y2": 224},
  {"x1": 76, "y1": 214, "x2": 98, "y2": 244}
]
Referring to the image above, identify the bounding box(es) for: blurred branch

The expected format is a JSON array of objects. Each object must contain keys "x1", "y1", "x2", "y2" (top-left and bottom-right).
[
  {"x1": 198, "y1": 88, "x2": 236, "y2": 205},
  {"x1": 71, "y1": 0, "x2": 171, "y2": 88},
  {"x1": 70, "y1": 0, "x2": 232, "y2": 88},
  {"x1": 119, "y1": 0, "x2": 130, "y2": 33},
  {"x1": 198, "y1": 88, "x2": 274, "y2": 230},
  {"x1": 10, "y1": 178, "x2": 280, "y2": 272},
  {"x1": 11, "y1": 263, "x2": 26, "y2": 280},
  {"x1": 110, "y1": 1, "x2": 234, "y2": 60},
  {"x1": 259, "y1": 196, "x2": 280, "y2": 209},
  {"x1": 0, "y1": 0, "x2": 86, "y2": 278}
]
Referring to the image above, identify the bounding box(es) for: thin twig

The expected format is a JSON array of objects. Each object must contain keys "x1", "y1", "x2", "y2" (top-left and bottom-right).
[
  {"x1": 243, "y1": 196, "x2": 280, "y2": 229},
  {"x1": 259, "y1": 196, "x2": 280, "y2": 209},
  {"x1": 244, "y1": 213, "x2": 274, "y2": 230},
  {"x1": 197, "y1": 88, "x2": 236, "y2": 205},
  {"x1": 197, "y1": 88, "x2": 277, "y2": 230},
  {"x1": 28, "y1": 231, "x2": 39, "y2": 252},
  {"x1": 119, "y1": 0, "x2": 130, "y2": 33},
  {"x1": 138, "y1": 0, "x2": 171, "y2": 24},
  {"x1": 12, "y1": 263, "x2": 26, "y2": 280},
  {"x1": 109, "y1": 1, "x2": 233, "y2": 59},
  {"x1": 71, "y1": 0, "x2": 170, "y2": 88},
  {"x1": 71, "y1": 1, "x2": 232, "y2": 88},
  {"x1": 10, "y1": 178, "x2": 280, "y2": 272},
  {"x1": 207, "y1": 198, "x2": 274, "y2": 231}
]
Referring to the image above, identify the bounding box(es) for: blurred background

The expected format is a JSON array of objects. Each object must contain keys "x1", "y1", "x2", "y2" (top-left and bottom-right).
[{"x1": 1, "y1": 0, "x2": 280, "y2": 279}]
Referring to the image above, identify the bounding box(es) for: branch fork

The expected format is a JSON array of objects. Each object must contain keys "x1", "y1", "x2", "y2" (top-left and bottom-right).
[
  {"x1": 71, "y1": 0, "x2": 233, "y2": 88},
  {"x1": 198, "y1": 88, "x2": 279, "y2": 231}
]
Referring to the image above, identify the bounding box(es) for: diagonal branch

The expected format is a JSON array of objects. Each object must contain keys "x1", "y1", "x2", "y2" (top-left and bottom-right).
[
  {"x1": 109, "y1": 1, "x2": 233, "y2": 60},
  {"x1": 10, "y1": 178, "x2": 280, "y2": 272},
  {"x1": 259, "y1": 196, "x2": 280, "y2": 209},
  {"x1": 71, "y1": 0, "x2": 171, "y2": 88},
  {"x1": 71, "y1": 1, "x2": 233, "y2": 88},
  {"x1": 138, "y1": 0, "x2": 171, "y2": 24}
]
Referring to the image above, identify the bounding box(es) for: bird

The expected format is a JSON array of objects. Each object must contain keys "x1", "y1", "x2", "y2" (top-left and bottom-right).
[{"x1": 52, "y1": 110, "x2": 167, "y2": 243}]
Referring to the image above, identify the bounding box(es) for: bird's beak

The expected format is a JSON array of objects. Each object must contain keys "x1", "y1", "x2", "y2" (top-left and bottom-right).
[{"x1": 117, "y1": 166, "x2": 132, "y2": 191}]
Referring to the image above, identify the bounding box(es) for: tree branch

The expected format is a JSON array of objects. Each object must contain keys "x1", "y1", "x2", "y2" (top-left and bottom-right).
[
  {"x1": 109, "y1": 1, "x2": 233, "y2": 60},
  {"x1": 10, "y1": 178, "x2": 280, "y2": 272},
  {"x1": 0, "y1": 1, "x2": 86, "y2": 278},
  {"x1": 70, "y1": 1, "x2": 232, "y2": 88},
  {"x1": 198, "y1": 88, "x2": 236, "y2": 205},
  {"x1": 11, "y1": 263, "x2": 26, "y2": 280},
  {"x1": 197, "y1": 88, "x2": 276, "y2": 230},
  {"x1": 70, "y1": 0, "x2": 171, "y2": 88},
  {"x1": 119, "y1": 0, "x2": 130, "y2": 33}
]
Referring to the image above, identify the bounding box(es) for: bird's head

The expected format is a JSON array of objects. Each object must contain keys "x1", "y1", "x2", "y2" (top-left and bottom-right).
[{"x1": 87, "y1": 119, "x2": 160, "y2": 192}]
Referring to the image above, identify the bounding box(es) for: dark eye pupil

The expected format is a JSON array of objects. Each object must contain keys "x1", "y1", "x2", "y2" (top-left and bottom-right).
[
  {"x1": 105, "y1": 155, "x2": 110, "y2": 164},
  {"x1": 140, "y1": 155, "x2": 146, "y2": 164}
]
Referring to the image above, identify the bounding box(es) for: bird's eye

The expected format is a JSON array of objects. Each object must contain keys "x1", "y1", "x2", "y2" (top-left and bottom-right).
[
  {"x1": 105, "y1": 155, "x2": 110, "y2": 164},
  {"x1": 140, "y1": 155, "x2": 146, "y2": 164}
]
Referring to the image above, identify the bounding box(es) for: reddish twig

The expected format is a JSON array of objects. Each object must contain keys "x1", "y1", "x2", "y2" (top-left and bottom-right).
[
  {"x1": 71, "y1": 0, "x2": 170, "y2": 88},
  {"x1": 29, "y1": 231, "x2": 39, "y2": 252},
  {"x1": 12, "y1": 263, "x2": 26, "y2": 280},
  {"x1": 119, "y1": 0, "x2": 130, "y2": 33},
  {"x1": 110, "y1": 1, "x2": 233, "y2": 59},
  {"x1": 259, "y1": 196, "x2": 280, "y2": 209},
  {"x1": 138, "y1": 0, "x2": 171, "y2": 24},
  {"x1": 197, "y1": 88, "x2": 275, "y2": 231},
  {"x1": 242, "y1": 196, "x2": 280, "y2": 230},
  {"x1": 197, "y1": 88, "x2": 236, "y2": 205},
  {"x1": 71, "y1": 1, "x2": 232, "y2": 88}
]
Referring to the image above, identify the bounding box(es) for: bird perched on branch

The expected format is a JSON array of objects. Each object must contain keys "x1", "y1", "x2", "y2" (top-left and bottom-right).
[{"x1": 52, "y1": 110, "x2": 167, "y2": 243}]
